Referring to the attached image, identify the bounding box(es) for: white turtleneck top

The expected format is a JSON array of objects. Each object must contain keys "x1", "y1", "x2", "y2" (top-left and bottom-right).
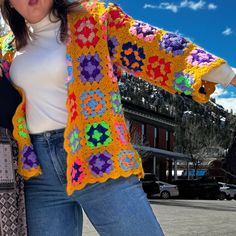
[
  {"x1": 9, "y1": 14, "x2": 235, "y2": 134},
  {"x1": 10, "y1": 15, "x2": 68, "y2": 134}
]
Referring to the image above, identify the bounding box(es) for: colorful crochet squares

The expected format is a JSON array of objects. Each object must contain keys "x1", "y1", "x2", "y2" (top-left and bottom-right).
[
  {"x1": 88, "y1": 151, "x2": 114, "y2": 177},
  {"x1": 160, "y1": 32, "x2": 189, "y2": 56},
  {"x1": 110, "y1": 92, "x2": 123, "y2": 115},
  {"x1": 68, "y1": 127, "x2": 81, "y2": 154},
  {"x1": 74, "y1": 16, "x2": 99, "y2": 48},
  {"x1": 187, "y1": 48, "x2": 217, "y2": 67},
  {"x1": 118, "y1": 150, "x2": 139, "y2": 171},
  {"x1": 22, "y1": 145, "x2": 39, "y2": 170},
  {"x1": 80, "y1": 89, "x2": 106, "y2": 118},
  {"x1": 66, "y1": 54, "x2": 75, "y2": 87},
  {"x1": 70, "y1": 158, "x2": 85, "y2": 185},
  {"x1": 108, "y1": 36, "x2": 119, "y2": 60},
  {"x1": 85, "y1": 121, "x2": 112, "y2": 148},
  {"x1": 17, "y1": 117, "x2": 29, "y2": 139},
  {"x1": 130, "y1": 21, "x2": 159, "y2": 42},
  {"x1": 121, "y1": 42, "x2": 145, "y2": 75},
  {"x1": 115, "y1": 122, "x2": 129, "y2": 145},
  {"x1": 146, "y1": 56, "x2": 171, "y2": 86},
  {"x1": 108, "y1": 5, "x2": 130, "y2": 29},
  {"x1": 174, "y1": 71, "x2": 194, "y2": 95},
  {"x1": 78, "y1": 53, "x2": 103, "y2": 84},
  {"x1": 69, "y1": 92, "x2": 78, "y2": 123}
]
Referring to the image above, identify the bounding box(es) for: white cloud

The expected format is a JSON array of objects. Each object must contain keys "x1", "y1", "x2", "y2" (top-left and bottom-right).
[
  {"x1": 144, "y1": 0, "x2": 218, "y2": 13},
  {"x1": 222, "y1": 27, "x2": 233, "y2": 36},
  {"x1": 144, "y1": 3, "x2": 178, "y2": 13},
  {"x1": 211, "y1": 86, "x2": 229, "y2": 98},
  {"x1": 180, "y1": 0, "x2": 205, "y2": 10},
  {"x1": 215, "y1": 98, "x2": 236, "y2": 114},
  {"x1": 143, "y1": 4, "x2": 158, "y2": 9},
  {"x1": 212, "y1": 76, "x2": 236, "y2": 114},
  {"x1": 158, "y1": 3, "x2": 179, "y2": 13},
  {"x1": 208, "y1": 3, "x2": 217, "y2": 10}
]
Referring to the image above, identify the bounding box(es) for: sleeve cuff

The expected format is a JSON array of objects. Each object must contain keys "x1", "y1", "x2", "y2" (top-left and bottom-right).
[{"x1": 202, "y1": 64, "x2": 236, "y2": 88}]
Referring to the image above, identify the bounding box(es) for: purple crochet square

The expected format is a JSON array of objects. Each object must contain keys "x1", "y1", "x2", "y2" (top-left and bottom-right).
[
  {"x1": 78, "y1": 53, "x2": 103, "y2": 84},
  {"x1": 130, "y1": 21, "x2": 159, "y2": 41},
  {"x1": 88, "y1": 151, "x2": 114, "y2": 177},
  {"x1": 108, "y1": 36, "x2": 119, "y2": 60},
  {"x1": 22, "y1": 145, "x2": 40, "y2": 170},
  {"x1": 187, "y1": 48, "x2": 217, "y2": 67},
  {"x1": 160, "y1": 33, "x2": 189, "y2": 56}
]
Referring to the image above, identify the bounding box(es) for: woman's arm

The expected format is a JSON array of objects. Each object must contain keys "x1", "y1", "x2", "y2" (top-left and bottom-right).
[
  {"x1": 202, "y1": 64, "x2": 235, "y2": 87},
  {"x1": 105, "y1": 3, "x2": 229, "y2": 103}
]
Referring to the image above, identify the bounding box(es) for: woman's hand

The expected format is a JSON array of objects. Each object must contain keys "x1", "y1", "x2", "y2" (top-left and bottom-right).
[{"x1": 231, "y1": 75, "x2": 236, "y2": 87}]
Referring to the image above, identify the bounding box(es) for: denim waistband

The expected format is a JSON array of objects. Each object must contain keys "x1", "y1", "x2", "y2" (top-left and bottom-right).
[{"x1": 30, "y1": 128, "x2": 65, "y2": 142}]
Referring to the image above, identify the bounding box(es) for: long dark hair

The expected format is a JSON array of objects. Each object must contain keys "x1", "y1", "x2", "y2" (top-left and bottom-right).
[{"x1": 0, "y1": 0, "x2": 81, "y2": 50}]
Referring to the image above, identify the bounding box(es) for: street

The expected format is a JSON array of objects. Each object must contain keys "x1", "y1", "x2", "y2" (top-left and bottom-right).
[{"x1": 83, "y1": 199, "x2": 236, "y2": 236}]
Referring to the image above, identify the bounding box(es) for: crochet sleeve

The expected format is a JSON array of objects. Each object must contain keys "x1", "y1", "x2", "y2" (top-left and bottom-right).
[{"x1": 105, "y1": 3, "x2": 226, "y2": 103}]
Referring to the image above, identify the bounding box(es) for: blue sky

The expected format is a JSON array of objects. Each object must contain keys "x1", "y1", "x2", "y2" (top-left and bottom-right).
[{"x1": 106, "y1": 0, "x2": 236, "y2": 113}]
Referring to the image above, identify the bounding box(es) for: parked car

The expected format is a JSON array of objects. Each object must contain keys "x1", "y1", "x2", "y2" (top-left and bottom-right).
[
  {"x1": 172, "y1": 178, "x2": 220, "y2": 199},
  {"x1": 181, "y1": 169, "x2": 207, "y2": 178},
  {"x1": 218, "y1": 182, "x2": 236, "y2": 200},
  {"x1": 141, "y1": 173, "x2": 160, "y2": 198},
  {"x1": 156, "y1": 181, "x2": 179, "y2": 199}
]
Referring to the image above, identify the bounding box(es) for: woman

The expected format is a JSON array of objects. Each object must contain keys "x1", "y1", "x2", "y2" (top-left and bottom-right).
[
  {"x1": 0, "y1": 0, "x2": 235, "y2": 235},
  {"x1": 0, "y1": 62, "x2": 27, "y2": 234}
]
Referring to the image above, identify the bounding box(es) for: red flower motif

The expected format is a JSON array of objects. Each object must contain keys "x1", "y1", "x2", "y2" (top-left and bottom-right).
[
  {"x1": 146, "y1": 56, "x2": 171, "y2": 86},
  {"x1": 101, "y1": 12, "x2": 108, "y2": 40},
  {"x1": 74, "y1": 16, "x2": 99, "y2": 48},
  {"x1": 21, "y1": 103, "x2": 26, "y2": 113},
  {"x1": 108, "y1": 6, "x2": 130, "y2": 29},
  {"x1": 69, "y1": 92, "x2": 78, "y2": 123},
  {"x1": 81, "y1": 1, "x2": 98, "y2": 11}
]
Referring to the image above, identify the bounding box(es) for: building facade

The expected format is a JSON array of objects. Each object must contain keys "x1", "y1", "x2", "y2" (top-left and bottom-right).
[{"x1": 122, "y1": 100, "x2": 189, "y2": 182}]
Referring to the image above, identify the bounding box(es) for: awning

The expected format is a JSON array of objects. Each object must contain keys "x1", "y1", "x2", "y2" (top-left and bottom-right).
[{"x1": 133, "y1": 145, "x2": 191, "y2": 161}]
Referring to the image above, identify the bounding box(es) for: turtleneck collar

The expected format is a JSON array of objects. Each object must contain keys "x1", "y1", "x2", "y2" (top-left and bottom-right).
[{"x1": 29, "y1": 13, "x2": 60, "y2": 36}]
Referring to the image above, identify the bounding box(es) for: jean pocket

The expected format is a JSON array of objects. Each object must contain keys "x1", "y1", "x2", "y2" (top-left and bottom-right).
[{"x1": 52, "y1": 138, "x2": 67, "y2": 184}]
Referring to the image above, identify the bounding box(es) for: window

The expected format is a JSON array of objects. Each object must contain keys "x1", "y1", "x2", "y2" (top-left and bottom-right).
[
  {"x1": 141, "y1": 123, "x2": 146, "y2": 144},
  {"x1": 166, "y1": 130, "x2": 171, "y2": 150},
  {"x1": 166, "y1": 130, "x2": 169, "y2": 142},
  {"x1": 154, "y1": 127, "x2": 158, "y2": 148}
]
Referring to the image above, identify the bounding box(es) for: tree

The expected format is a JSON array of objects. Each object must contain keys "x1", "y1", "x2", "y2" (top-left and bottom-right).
[
  {"x1": 175, "y1": 119, "x2": 225, "y2": 178},
  {"x1": 0, "y1": 15, "x2": 9, "y2": 37},
  {"x1": 224, "y1": 129, "x2": 236, "y2": 182}
]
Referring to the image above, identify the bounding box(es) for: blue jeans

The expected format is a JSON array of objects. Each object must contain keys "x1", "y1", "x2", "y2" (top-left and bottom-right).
[{"x1": 24, "y1": 129, "x2": 164, "y2": 236}]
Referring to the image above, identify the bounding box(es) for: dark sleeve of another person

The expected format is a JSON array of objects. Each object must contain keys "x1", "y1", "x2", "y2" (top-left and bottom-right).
[{"x1": 0, "y1": 67, "x2": 22, "y2": 132}]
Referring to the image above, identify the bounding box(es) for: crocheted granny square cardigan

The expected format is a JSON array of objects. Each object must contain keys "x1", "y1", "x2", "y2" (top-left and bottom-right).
[{"x1": 0, "y1": 2, "x2": 225, "y2": 195}]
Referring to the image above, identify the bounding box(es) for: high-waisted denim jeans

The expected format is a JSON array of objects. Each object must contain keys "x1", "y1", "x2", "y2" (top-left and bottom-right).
[{"x1": 24, "y1": 128, "x2": 164, "y2": 236}]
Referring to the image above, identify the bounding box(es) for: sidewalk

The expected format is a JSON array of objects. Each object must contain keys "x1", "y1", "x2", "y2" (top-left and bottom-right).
[
  {"x1": 83, "y1": 213, "x2": 99, "y2": 236},
  {"x1": 83, "y1": 200, "x2": 236, "y2": 236}
]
